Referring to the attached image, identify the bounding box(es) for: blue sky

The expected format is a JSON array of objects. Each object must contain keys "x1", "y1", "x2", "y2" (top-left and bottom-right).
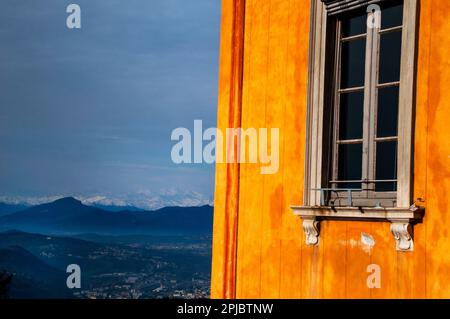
[{"x1": 0, "y1": 0, "x2": 221, "y2": 209}]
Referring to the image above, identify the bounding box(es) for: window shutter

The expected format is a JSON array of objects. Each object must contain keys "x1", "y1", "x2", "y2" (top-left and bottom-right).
[{"x1": 321, "y1": 0, "x2": 386, "y2": 16}]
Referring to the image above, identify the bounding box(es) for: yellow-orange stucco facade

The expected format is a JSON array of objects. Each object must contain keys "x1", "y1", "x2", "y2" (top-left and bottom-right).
[{"x1": 211, "y1": 0, "x2": 450, "y2": 298}]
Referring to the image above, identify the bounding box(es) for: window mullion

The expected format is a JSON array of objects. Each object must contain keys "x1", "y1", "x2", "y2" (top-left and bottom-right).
[
  {"x1": 367, "y1": 14, "x2": 381, "y2": 198},
  {"x1": 362, "y1": 12, "x2": 376, "y2": 198}
]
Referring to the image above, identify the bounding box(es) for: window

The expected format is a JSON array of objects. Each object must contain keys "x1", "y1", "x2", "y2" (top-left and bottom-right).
[
  {"x1": 304, "y1": 0, "x2": 418, "y2": 209},
  {"x1": 328, "y1": 1, "x2": 404, "y2": 207},
  {"x1": 292, "y1": 0, "x2": 424, "y2": 251}
]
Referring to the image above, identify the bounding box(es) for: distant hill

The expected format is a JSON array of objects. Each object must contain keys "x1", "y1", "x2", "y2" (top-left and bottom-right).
[
  {"x1": 0, "y1": 229, "x2": 212, "y2": 299},
  {"x1": 0, "y1": 203, "x2": 28, "y2": 216},
  {"x1": 0, "y1": 245, "x2": 71, "y2": 298},
  {"x1": 0, "y1": 245, "x2": 62, "y2": 279},
  {"x1": 0, "y1": 197, "x2": 213, "y2": 235},
  {"x1": 0, "y1": 230, "x2": 102, "y2": 268}
]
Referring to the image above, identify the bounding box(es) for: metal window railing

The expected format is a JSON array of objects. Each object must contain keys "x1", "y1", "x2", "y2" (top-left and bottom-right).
[{"x1": 311, "y1": 188, "x2": 362, "y2": 207}]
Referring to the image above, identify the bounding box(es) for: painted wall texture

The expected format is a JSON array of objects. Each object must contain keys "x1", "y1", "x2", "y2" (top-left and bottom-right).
[{"x1": 211, "y1": 0, "x2": 450, "y2": 298}]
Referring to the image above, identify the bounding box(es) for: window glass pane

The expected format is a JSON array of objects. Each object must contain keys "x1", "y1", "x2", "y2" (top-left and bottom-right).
[
  {"x1": 339, "y1": 91, "x2": 364, "y2": 140},
  {"x1": 381, "y1": 1, "x2": 404, "y2": 30},
  {"x1": 341, "y1": 11, "x2": 367, "y2": 38},
  {"x1": 377, "y1": 86, "x2": 399, "y2": 137},
  {"x1": 341, "y1": 38, "x2": 366, "y2": 89},
  {"x1": 376, "y1": 141, "x2": 397, "y2": 191},
  {"x1": 379, "y1": 31, "x2": 402, "y2": 84},
  {"x1": 338, "y1": 143, "x2": 362, "y2": 189}
]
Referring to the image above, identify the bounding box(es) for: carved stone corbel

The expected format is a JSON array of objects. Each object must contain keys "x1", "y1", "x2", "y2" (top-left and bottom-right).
[
  {"x1": 390, "y1": 221, "x2": 414, "y2": 251},
  {"x1": 302, "y1": 217, "x2": 320, "y2": 246}
]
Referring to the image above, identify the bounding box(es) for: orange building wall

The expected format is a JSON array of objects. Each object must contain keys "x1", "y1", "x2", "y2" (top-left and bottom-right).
[{"x1": 211, "y1": 0, "x2": 450, "y2": 298}]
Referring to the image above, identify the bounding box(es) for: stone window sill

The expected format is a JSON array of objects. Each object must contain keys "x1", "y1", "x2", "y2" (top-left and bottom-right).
[{"x1": 290, "y1": 205, "x2": 425, "y2": 251}]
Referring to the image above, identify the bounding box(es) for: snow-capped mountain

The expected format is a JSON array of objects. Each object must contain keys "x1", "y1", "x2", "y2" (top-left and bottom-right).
[{"x1": 0, "y1": 188, "x2": 213, "y2": 211}]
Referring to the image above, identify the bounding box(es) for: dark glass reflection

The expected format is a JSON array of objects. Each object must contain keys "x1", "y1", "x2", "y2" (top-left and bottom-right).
[
  {"x1": 341, "y1": 38, "x2": 366, "y2": 88},
  {"x1": 339, "y1": 91, "x2": 364, "y2": 140},
  {"x1": 376, "y1": 141, "x2": 397, "y2": 191},
  {"x1": 381, "y1": 1, "x2": 404, "y2": 30},
  {"x1": 379, "y1": 31, "x2": 402, "y2": 84},
  {"x1": 377, "y1": 86, "x2": 399, "y2": 137},
  {"x1": 338, "y1": 143, "x2": 362, "y2": 189},
  {"x1": 341, "y1": 11, "x2": 367, "y2": 38}
]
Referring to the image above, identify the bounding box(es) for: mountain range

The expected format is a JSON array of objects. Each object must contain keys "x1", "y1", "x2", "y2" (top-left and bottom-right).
[
  {"x1": 0, "y1": 190, "x2": 213, "y2": 211},
  {"x1": 0, "y1": 197, "x2": 214, "y2": 235}
]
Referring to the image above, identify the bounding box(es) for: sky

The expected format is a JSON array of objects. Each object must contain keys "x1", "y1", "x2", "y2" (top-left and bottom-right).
[{"x1": 0, "y1": 0, "x2": 221, "y2": 209}]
